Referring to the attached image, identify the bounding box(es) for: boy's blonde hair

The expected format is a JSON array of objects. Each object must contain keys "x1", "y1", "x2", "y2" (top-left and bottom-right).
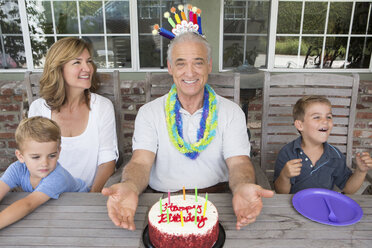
[
  {"x1": 15, "y1": 117, "x2": 61, "y2": 150},
  {"x1": 293, "y1": 95, "x2": 332, "y2": 121}
]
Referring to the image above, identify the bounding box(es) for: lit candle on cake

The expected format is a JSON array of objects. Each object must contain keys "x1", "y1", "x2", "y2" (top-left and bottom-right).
[
  {"x1": 195, "y1": 186, "x2": 198, "y2": 202},
  {"x1": 178, "y1": 5, "x2": 187, "y2": 21},
  {"x1": 197, "y1": 8, "x2": 202, "y2": 34},
  {"x1": 188, "y1": 4, "x2": 193, "y2": 23},
  {"x1": 180, "y1": 211, "x2": 184, "y2": 226},
  {"x1": 171, "y1": 7, "x2": 181, "y2": 24},
  {"x1": 203, "y1": 193, "x2": 208, "y2": 217},
  {"x1": 159, "y1": 197, "x2": 162, "y2": 214},
  {"x1": 153, "y1": 24, "x2": 175, "y2": 39},
  {"x1": 194, "y1": 207, "x2": 197, "y2": 224},
  {"x1": 167, "y1": 207, "x2": 169, "y2": 223},
  {"x1": 164, "y1": 12, "x2": 176, "y2": 28}
]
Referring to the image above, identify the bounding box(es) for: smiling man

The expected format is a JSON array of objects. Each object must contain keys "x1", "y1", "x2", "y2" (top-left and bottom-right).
[{"x1": 102, "y1": 32, "x2": 274, "y2": 231}]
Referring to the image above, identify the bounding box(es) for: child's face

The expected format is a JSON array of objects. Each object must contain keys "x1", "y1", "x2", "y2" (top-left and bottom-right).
[
  {"x1": 295, "y1": 102, "x2": 333, "y2": 145},
  {"x1": 15, "y1": 139, "x2": 60, "y2": 180}
]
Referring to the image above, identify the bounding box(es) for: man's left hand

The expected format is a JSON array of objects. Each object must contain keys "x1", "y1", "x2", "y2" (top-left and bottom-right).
[{"x1": 232, "y1": 183, "x2": 274, "y2": 230}]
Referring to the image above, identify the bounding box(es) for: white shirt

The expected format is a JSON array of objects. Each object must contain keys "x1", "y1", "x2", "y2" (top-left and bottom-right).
[
  {"x1": 133, "y1": 94, "x2": 250, "y2": 192},
  {"x1": 28, "y1": 93, "x2": 118, "y2": 187}
]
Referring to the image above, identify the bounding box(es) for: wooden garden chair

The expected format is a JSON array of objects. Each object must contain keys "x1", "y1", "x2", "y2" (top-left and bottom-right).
[{"x1": 260, "y1": 72, "x2": 360, "y2": 189}]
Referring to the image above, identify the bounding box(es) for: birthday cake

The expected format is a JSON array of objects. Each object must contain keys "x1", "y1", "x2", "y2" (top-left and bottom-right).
[{"x1": 148, "y1": 195, "x2": 219, "y2": 248}]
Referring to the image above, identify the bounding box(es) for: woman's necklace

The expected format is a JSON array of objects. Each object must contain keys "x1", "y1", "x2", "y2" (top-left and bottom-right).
[{"x1": 165, "y1": 84, "x2": 218, "y2": 159}]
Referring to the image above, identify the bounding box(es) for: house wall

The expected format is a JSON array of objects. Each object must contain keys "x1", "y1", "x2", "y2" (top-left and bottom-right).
[{"x1": 1, "y1": 78, "x2": 371, "y2": 172}]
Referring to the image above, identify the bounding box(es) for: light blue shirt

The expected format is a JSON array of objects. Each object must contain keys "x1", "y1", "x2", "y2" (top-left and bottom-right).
[{"x1": 0, "y1": 161, "x2": 89, "y2": 199}]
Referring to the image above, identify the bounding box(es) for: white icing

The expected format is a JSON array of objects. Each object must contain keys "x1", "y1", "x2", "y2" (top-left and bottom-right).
[{"x1": 148, "y1": 195, "x2": 218, "y2": 235}]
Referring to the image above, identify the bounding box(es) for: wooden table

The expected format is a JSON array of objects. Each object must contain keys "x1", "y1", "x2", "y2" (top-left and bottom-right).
[{"x1": 0, "y1": 192, "x2": 371, "y2": 247}]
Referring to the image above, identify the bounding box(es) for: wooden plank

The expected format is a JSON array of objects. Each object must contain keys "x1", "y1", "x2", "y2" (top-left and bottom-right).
[{"x1": 269, "y1": 87, "x2": 352, "y2": 97}]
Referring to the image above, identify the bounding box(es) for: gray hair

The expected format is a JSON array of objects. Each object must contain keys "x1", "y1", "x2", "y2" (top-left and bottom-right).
[{"x1": 167, "y1": 32, "x2": 212, "y2": 64}]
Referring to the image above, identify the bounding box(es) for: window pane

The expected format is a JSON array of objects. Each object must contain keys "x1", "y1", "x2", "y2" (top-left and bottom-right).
[
  {"x1": 107, "y1": 36, "x2": 131, "y2": 68},
  {"x1": 301, "y1": 37, "x2": 323, "y2": 68},
  {"x1": 352, "y1": 2, "x2": 372, "y2": 34},
  {"x1": 328, "y1": 2, "x2": 352, "y2": 34},
  {"x1": 348, "y1": 37, "x2": 371, "y2": 68},
  {"x1": 26, "y1": 1, "x2": 54, "y2": 35},
  {"x1": 224, "y1": 0, "x2": 246, "y2": 34},
  {"x1": 81, "y1": 36, "x2": 105, "y2": 68},
  {"x1": 80, "y1": 1, "x2": 104, "y2": 34},
  {"x1": 0, "y1": 1, "x2": 25, "y2": 69},
  {"x1": 277, "y1": 1, "x2": 302, "y2": 34},
  {"x1": 223, "y1": 35, "x2": 244, "y2": 68},
  {"x1": 275, "y1": 36, "x2": 299, "y2": 68},
  {"x1": 303, "y1": 1, "x2": 327, "y2": 34},
  {"x1": 246, "y1": 1, "x2": 270, "y2": 34},
  {"x1": 31, "y1": 36, "x2": 54, "y2": 69},
  {"x1": 139, "y1": 34, "x2": 170, "y2": 68},
  {"x1": 138, "y1": 0, "x2": 162, "y2": 33},
  {"x1": 105, "y1": 0, "x2": 130, "y2": 34},
  {"x1": 54, "y1": 1, "x2": 79, "y2": 34},
  {"x1": 324, "y1": 37, "x2": 347, "y2": 69},
  {"x1": 246, "y1": 36, "x2": 266, "y2": 67}
]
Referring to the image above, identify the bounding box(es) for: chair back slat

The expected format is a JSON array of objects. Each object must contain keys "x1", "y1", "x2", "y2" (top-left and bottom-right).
[{"x1": 261, "y1": 72, "x2": 359, "y2": 184}]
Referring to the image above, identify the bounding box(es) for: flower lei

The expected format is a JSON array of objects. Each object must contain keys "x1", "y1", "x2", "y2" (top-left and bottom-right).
[{"x1": 165, "y1": 84, "x2": 218, "y2": 159}]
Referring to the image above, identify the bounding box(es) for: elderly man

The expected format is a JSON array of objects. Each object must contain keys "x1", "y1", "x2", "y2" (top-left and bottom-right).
[{"x1": 102, "y1": 32, "x2": 273, "y2": 231}]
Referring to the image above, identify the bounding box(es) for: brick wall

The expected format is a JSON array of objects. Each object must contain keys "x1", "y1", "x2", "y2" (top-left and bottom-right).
[
  {"x1": 0, "y1": 81, "x2": 24, "y2": 171},
  {"x1": 0, "y1": 78, "x2": 371, "y2": 172}
]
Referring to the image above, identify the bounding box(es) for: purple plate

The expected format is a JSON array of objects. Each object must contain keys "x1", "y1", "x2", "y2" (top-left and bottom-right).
[{"x1": 292, "y1": 188, "x2": 363, "y2": 226}]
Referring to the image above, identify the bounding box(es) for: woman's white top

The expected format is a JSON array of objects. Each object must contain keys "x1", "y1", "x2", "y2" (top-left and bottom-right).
[{"x1": 28, "y1": 93, "x2": 118, "y2": 187}]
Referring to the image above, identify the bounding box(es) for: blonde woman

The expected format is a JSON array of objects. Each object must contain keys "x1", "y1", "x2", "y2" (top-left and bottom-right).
[{"x1": 29, "y1": 37, "x2": 118, "y2": 192}]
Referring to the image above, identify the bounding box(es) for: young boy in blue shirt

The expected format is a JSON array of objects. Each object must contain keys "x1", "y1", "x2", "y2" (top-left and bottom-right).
[
  {"x1": 0, "y1": 117, "x2": 89, "y2": 229},
  {"x1": 274, "y1": 95, "x2": 372, "y2": 194}
]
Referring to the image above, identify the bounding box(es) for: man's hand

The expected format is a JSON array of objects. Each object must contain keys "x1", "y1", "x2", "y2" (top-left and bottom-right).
[
  {"x1": 281, "y1": 159, "x2": 302, "y2": 178},
  {"x1": 356, "y1": 152, "x2": 372, "y2": 172},
  {"x1": 101, "y1": 182, "x2": 139, "y2": 230},
  {"x1": 232, "y1": 183, "x2": 274, "y2": 230}
]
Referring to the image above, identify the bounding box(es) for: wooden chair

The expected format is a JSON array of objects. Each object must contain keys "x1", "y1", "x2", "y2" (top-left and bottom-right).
[
  {"x1": 145, "y1": 72, "x2": 240, "y2": 104},
  {"x1": 145, "y1": 72, "x2": 272, "y2": 190},
  {"x1": 260, "y1": 72, "x2": 360, "y2": 188},
  {"x1": 23, "y1": 70, "x2": 124, "y2": 186}
]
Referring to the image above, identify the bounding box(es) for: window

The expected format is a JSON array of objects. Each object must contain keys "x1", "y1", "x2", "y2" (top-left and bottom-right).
[{"x1": 222, "y1": 0, "x2": 372, "y2": 72}]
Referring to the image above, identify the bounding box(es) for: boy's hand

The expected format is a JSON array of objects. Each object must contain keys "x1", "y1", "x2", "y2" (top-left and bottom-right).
[
  {"x1": 281, "y1": 159, "x2": 302, "y2": 178},
  {"x1": 355, "y1": 152, "x2": 372, "y2": 172}
]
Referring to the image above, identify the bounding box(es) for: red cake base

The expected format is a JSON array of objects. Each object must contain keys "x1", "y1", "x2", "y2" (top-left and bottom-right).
[{"x1": 148, "y1": 221, "x2": 219, "y2": 248}]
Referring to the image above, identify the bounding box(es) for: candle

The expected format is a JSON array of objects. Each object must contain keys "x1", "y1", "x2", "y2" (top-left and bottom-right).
[
  {"x1": 188, "y1": 4, "x2": 193, "y2": 23},
  {"x1": 167, "y1": 207, "x2": 169, "y2": 223},
  {"x1": 178, "y1": 5, "x2": 187, "y2": 21},
  {"x1": 171, "y1": 7, "x2": 181, "y2": 24},
  {"x1": 192, "y1": 6, "x2": 197, "y2": 25},
  {"x1": 195, "y1": 186, "x2": 198, "y2": 202},
  {"x1": 159, "y1": 197, "x2": 162, "y2": 215},
  {"x1": 168, "y1": 190, "x2": 170, "y2": 205},
  {"x1": 194, "y1": 207, "x2": 197, "y2": 224},
  {"x1": 153, "y1": 24, "x2": 175, "y2": 39},
  {"x1": 197, "y1": 9, "x2": 202, "y2": 34},
  {"x1": 183, "y1": 186, "x2": 185, "y2": 200},
  {"x1": 203, "y1": 193, "x2": 208, "y2": 217},
  {"x1": 164, "y1": 12, "x2": 176, "y2": 28},
  {"x1": 180, "y1": 211, "x2": 184, "y2": 226}
]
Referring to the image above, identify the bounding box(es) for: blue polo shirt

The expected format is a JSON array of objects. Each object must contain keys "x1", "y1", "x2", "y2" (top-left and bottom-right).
[{"x1": 273, "y1": 137, "x2": 352, "y2": 194}]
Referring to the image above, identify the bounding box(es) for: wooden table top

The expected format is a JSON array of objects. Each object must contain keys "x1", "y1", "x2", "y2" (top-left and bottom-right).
[{"x1": 0, "y1": 192, "x2": 371, "y2": 247}]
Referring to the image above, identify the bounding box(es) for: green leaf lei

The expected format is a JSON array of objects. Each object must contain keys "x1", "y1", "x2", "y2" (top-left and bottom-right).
[{"x1": 165, "y1": 84, "x2": 218, "y2": 159}]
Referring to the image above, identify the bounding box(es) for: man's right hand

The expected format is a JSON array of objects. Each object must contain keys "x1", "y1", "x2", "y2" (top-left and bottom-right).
[{"x1": 101, "y1": 182, "x2": 139, "y2": 230}]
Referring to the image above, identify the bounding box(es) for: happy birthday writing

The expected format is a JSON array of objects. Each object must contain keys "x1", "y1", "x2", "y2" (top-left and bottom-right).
[{"x1": 158, "y1": 203, "x2": 208, "y2": 228}]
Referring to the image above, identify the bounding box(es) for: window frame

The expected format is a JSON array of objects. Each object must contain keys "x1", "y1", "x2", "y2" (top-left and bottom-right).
[{"x1": 220, "y1": 0, "x2": 372, "y2": 73}]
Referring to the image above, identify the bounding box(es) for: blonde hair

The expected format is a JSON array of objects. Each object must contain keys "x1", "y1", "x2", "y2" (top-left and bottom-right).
[
  {"x1": 40, "y1": 37, "x2": 99, "y2": 110},
  {"x1": 293, "y1": 95, "x2": 332, "y2": 121},
  {"x1": 15, "y1": 117, "x2": 61, "y2": 150}
]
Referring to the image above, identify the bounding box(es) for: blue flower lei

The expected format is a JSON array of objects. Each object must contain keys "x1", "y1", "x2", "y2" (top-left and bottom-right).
[{"x1": 165, "y1": 84, "x2": 218, "y2": 159}]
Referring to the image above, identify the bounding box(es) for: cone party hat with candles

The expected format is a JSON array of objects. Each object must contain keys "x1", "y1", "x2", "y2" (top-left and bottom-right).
[{"x1": 152, "y1": 4, "x2": 204, "y2": 40}]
